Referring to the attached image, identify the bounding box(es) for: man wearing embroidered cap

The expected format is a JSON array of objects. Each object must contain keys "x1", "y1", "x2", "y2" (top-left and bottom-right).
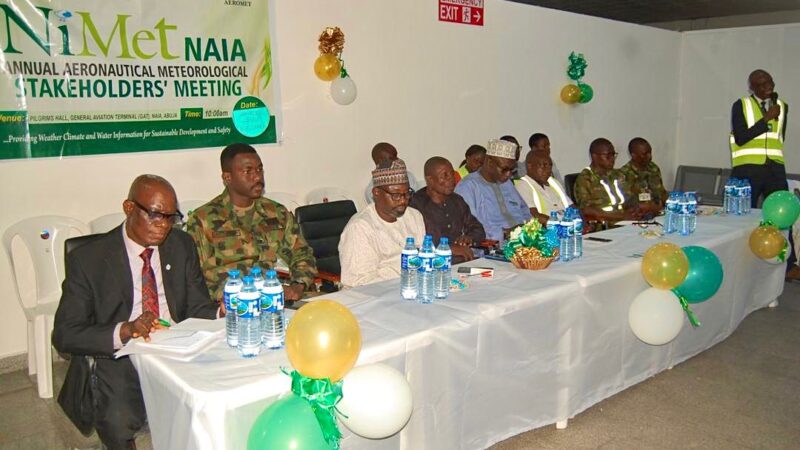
[
  {"x1": 455, "y1": 139, "x2": 532, "y2": 241},
  {"x1": 515, "y1": 151, "x2": 572, "y2": 226},
  {"x1": 574, "y1": 138, "x2": 643, "y2": 230},
  {"x1": 339, "y1": 159, "x2": 426, "y2": 287}
]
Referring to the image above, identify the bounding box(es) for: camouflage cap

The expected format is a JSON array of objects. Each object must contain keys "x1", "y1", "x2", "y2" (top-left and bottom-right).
[
  {"x1": 487, "y1": 139, "x2": 517, "y2": 159},
  {"x1": 372, "y1": 158, "x2": 409, "y2": 187}
]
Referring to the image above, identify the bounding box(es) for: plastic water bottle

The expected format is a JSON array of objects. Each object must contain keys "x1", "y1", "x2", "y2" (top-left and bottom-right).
[
  {"x1": 677, "y1": 193, "x2": 692, "y2": 236},
  {"x1": 741, "y1": 178, "x2": 751, "y2": 214},
  {"x1": 685, "y1": 191, "x2": 697, "y2": 234},
  {"x1": 547, "y1": 211, "x2": 561, "y2": 261},
  {"x1": 418, "y1": 235, "x2": 435, "y2": 304},
  {"x1": 735, "y1": 179, "x2": 746, "y2": 215},
  {"x1": 723, "y1": 178, "x2": 735, "y2": 215},
  {"x1": 237, "y1": 276, "x2": 261, "y2": 358},
  {"x1": 250, "y1": 266, "x2": 265, "y2": 290},
  {"x1": 664, "y1": 192, "x2": 678, "y2": 234},
  {"x1": 260, "y1": 270, "x2": 285, "y2": 349},
  {"x1": 434, "y1": 237, "x2": 452, "y2": 300},
  {"x1": 400, "y1": 237, "x2": 419, "y2": 300},
  {"x1": 223, "y1": 269, "x2": 243, "y2": 347},
  {"x1": 569, "y1": 207, "x2": 583, "y2": 259},
  {"x1": 560, "y1": 211, "x2": 573, "y2": 262}
]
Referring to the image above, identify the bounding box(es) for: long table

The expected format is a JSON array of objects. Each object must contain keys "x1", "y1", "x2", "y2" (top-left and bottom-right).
[{"x1": 132, "y1": 213, "x2": 785, "y2": 450}]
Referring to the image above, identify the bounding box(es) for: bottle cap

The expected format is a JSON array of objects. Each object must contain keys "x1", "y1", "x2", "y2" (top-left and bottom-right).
[{"x1": 228, "y1": 269, "x2": 241, "y2": 277}]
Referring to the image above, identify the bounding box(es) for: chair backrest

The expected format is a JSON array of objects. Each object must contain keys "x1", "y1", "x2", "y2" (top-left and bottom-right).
[
  {"x1": 295, "y1": 200, "x2": 357, "y2": 275},
  {"x1": 673, "y1": 165, "x2": 723, "y2": 206},
  {"x1": 2, "y1": 216, "x2": 90, "y2": 311},
  {"x1": 89, "y1": 212, "x2": 126, "y2": 234},
  {"x1": 564, "y1": 173, "x2": 580, "y2": 203},
  {"x1": 65, "y1": 233, "x2": 105, "y2": 256},
  {"x1": 265, "y1": 192, "x2": 301, "y2": 213},
  {"x1": 304, "y1": 187, "x2": 351, "y2": 205}
]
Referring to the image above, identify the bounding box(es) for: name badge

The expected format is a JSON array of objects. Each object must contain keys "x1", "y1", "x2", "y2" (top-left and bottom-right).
[{"x1": 638, "y1": 192, "x2": 652, "y2": 202}]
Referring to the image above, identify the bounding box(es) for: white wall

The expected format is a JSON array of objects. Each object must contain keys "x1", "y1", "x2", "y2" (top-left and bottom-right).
[
  {"x1": 0, "y1": 0, "x2": 681, "y2": 358},
  {"x1": 675, "y1": 23, "x2": 800, "y2": 177}
]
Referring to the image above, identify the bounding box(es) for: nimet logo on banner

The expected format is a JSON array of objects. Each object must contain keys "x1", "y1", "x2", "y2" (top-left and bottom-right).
[{"x1": 0, "y1": 5, "x2": 246, "y2": 62}]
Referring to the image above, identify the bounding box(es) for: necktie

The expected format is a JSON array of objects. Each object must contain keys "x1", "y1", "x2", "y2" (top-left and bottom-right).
[
  {"x1": 140, "y1": 248, "x2": 159, "y2": 316},
  {"x1": 761, "y1": 101, "x2": 767, "y2": 113}
]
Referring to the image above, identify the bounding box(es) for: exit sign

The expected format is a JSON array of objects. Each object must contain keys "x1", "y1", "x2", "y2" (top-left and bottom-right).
[{"x1": 439, "y1": 0, "x2": 484, "y2": 26}]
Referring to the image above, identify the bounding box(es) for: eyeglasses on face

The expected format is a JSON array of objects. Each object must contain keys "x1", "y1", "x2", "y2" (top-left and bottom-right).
[
  {"x1": 378, "y1": 187, "x2": 413, "y2": 202},
  {"x1": 130, "y1": 199, "x2": 184, "y2": 224}
]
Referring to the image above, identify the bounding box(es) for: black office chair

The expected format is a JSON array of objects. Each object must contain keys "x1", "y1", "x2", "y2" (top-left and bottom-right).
[
  {"x1": 295, "y1": 200, "x2": 357, "y2": 292},
  {"x1": 64, "y1": 233, "x2": 104, "y2": 256},
  {"x1": 564, "y1": 173, "x2": 580, "y2": 203}
]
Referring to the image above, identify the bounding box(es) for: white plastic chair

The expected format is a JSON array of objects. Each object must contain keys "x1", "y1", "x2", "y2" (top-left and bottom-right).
[
  {"x1": 89, "y1": 212, "x2": 126, "y2": 234},
  {"x1": 304, "y1": 187, "x2": 351, "y2": 205},
  {"x1": 2, "y1": 215, "x2": 90, "y2": 398},
  {"x1": 264, "y1": 192, "x2": 301, "y2": 213}
]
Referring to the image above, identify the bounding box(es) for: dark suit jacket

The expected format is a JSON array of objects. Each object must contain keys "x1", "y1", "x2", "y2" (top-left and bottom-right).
[{"x1": 53, "y1": 225, "x2": 218, "y2": 434}]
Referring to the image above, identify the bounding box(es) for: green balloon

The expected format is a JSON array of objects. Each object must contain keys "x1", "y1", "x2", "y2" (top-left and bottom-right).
[
  {"x1": 578, "y1": 83, "x2": 594, "y2": 103},
  {"x1": 248, "y1": 396, "x2": 332, "y2": 450},
  {"x1": 762, "y1": 190, "x2": 800, "y2": 230},
  {"x1": 675, "y1": 246, "x2": 723, "y2": 303}
]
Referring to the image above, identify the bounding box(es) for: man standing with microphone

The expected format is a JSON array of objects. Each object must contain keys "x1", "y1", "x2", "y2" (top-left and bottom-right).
[{"x1": 729, "y1": 69, "x2": 798, "y2": 281}]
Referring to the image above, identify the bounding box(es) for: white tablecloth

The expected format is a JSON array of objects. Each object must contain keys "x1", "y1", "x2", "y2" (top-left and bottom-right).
[{"x1": 132, "y1": 213, "x2": 785, "y2": 450}]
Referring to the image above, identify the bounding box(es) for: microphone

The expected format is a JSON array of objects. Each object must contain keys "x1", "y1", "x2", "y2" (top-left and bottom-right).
[{"x1": 770, "y1": 92, "x2": 779, "y2": 104}]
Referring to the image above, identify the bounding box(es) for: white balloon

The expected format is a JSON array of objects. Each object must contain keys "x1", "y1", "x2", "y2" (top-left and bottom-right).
[
  {"x1": 337, "y1": 363, "x2": 413, "y2": 439},
  {"x1": 628, "y1": 288, "x2": 685, "y2": 346},
  {"x1": 330, "y1": 75, "x2": 357, "y2": 105}
]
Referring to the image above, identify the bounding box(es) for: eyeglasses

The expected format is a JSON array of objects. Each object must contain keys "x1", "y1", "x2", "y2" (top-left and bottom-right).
[
  {"x1": 378, "y1": 187, "x2": 413, "y2": 202},
  {"x1": 131, "y1": 199, "x2": 184, "y2": 224}
]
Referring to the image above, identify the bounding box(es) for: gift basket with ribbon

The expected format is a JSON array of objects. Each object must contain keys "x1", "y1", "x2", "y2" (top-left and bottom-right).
[{"x1": 503, "y1": 219, "x2": 560, "y2": 270}]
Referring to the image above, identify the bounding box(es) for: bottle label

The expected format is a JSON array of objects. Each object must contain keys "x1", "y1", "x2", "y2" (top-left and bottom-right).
[
  {"x1": 401, "y1": 252, "x2": 418, "y2": 270},
  {"x1": 223, "y1": 291, "x2": 238, "y2": 312},
  {"x1": 432, "y1": 256, "x2": 446, "y2": 270},
  {"x1": 574, "y1": 219, "x2": 583, "y2": 235},
  {"x1": 261, "y1": 291, "x2": 284, "y2": 313},
  {"x1": 236, "y1": 297, "x2": 260, "y2": 318}
]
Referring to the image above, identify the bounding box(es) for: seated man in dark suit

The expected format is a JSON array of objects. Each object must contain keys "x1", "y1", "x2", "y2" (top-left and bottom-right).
[{"x1": 53, "y1": 175, "x2": 221, "y2": 450}]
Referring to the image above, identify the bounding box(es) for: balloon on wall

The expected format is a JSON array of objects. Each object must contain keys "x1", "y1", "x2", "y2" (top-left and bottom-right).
[
  {"x1": 761, "y1": 190, "x2": 800, "y2": 230},
  {"x1": 314, "y1": 53, "x2": 342, "y2": 81},
  {"x1": 330, "y1": 75, "x2": 357, "y2": 105},
  {"x1": 286, "y1": 300, "x2": 361, "y2": 382},
  {"x1": 248, "y1": 396, "x2": 333, "y2": 450},
  {"x1": 674, "y1": 246, "x2": 723, "y2": 303},
  {"x1": 560, "y1": 84, "x2": 581, "y2": 104},
  {"x1": 749, "y1": 225, "x2": 786, "y2": 259},
  {"x1": 628, "y1": 288, "x2": 685, "y2": 345},
  {"x1": 578, "y1": 82, "x2": 593, "y2": 103},
  {"x1": 336, "y1": 364, "x2": 413, "y2": 439},
  {"x1": 641, "y1": 242, "x2": 689, "y2": 289}
]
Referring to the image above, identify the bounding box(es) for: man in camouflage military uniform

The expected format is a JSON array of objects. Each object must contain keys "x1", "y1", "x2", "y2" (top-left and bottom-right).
[
  {"x1": 574, "y1": 138, "x2": 644, "y2": 229},
  {"x1": 619, "y1": 137, "x2": 667, "y2": 216},
  {"x1": 185, "y1": 143, "x2": 317, "y2": 302}
]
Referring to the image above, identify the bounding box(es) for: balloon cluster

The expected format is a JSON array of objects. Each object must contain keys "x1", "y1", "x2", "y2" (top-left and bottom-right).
[
  {"x1": 248, "y1": 300, "x2": 413, "y2": 450},
  {"x1": 748, "y1": 191, "x2": 800, "y2": 262},
  {"x1": 629, "y1": 243, "x2": 723, "y2": 346},
  {"x1": 313, "y1": 27, "x2": 357, "y2": 105},
  {"x1": 560, "y1": 52, "x2": 593, "y2": 104}
]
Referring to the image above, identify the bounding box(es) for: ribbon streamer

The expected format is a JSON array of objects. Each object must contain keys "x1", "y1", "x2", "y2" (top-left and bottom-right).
[
  {"x1": 567, "y1": 51, "x2": 587, "y2": 81},
  {"x1": 318, "y1": 27, "x2": 345, "y2": 56},
  {"x1": 672, "y1": 289, "x2": 701, "y2": 327},
  {"x1": 778, "y1": 242, "x2": 788, "y2": 263},
  {"x1": 284, "y1": 368, "x2": 344, "y2": 449},
  {"x1": 503, "y1": 219, "x2": 558, "y2": 258}
]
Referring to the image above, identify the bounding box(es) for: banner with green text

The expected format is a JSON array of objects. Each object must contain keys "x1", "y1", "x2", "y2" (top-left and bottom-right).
[{"x1": 0, "y1": 0, "x2": 278, "y2": 159}]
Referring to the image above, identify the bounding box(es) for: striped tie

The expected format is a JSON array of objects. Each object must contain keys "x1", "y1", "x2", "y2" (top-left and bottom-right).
[{"x1": 140, "y1": 248, "x2": 159, "y2": 316}]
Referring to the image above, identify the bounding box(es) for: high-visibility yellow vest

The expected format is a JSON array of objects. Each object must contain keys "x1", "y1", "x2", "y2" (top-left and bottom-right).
[
  {"x1": 516, "y1": 176, "x2": 570, "y2": 215},
  {"x1": 457, "y1": 165, "x2": 469, "y2": 179},
  {"x1": 729, "y1": 96, "x2": 786, "y2": 167}
]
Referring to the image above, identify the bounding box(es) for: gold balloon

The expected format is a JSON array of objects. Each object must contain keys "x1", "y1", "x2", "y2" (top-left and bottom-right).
[
  {"x1": 641, "y1": 242, "x2": 689, "y2": 289},
  {"x1": 314, "y1": 53, "x2": 341, "y2": 81},
  {"x1": 560, "y1": 84, "x2": 581, "y2": 104},
  {"x1": 285, "y1": 299, "x2": 361, "y2": 381},
  {"x1": 749, "y1": 225, "x2": 785, "y2": 259}
]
